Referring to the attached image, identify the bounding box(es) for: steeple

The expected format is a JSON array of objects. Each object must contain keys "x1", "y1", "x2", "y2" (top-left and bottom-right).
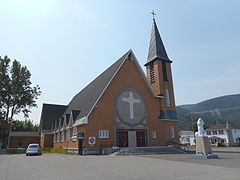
[
  {"x1": 145, "y1": 19, "x2": 171, "y2": 66},
  {"x1": 144, "y1": 17, "x2": 176, "y2": 113}
]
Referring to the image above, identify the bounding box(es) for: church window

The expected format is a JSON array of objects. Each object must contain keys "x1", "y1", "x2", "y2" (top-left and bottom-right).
[
  {"x1": 59, "y1": 132, "x2": 62, "y2": 142},
  {"x1": 152, "y1": 131, "x2": 157, "y2": 139},
  {"x1": 170, "y1": 126, "x2": 175, "y2": 138},
  {"x1": 99, "y1": 130, "x2": 109, "y2": 138},
  {"x1": 72, "y1": 127, "x2": 77, "y2": 136},
  {"x1": 66, "y1": 129, "x2": 70, "y2": 142},
  {"x1": 57, "y1": 133, "x2": 60, "y2": 142},
  {"x1": 165, "y1": 89, "x2": 170, "y2": 107},
  {"x1": 149, "y1": 62, "x2": 155, "y2": 84},
  {"x1": 61, "y1": 131, "x2": 64, "y2": 142},
  {"x1": 162, "y1": 61, "x2": 168, "y2": 81},
  {"x1": 55, "y1": 133, "x2": 58, "y2": 142}
]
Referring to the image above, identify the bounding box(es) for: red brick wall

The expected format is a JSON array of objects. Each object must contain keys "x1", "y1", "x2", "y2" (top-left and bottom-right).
[
  {"x1": 146, "y1": 60, "x2": 176, "y2": 111},
  {"x1": 49, "y1": 58, "x2": 179, "y2": 150},
  {"x1": 10, "y1": 136, "x2": 40, "y2": 148},
  {"x1": 84, "y1": 59, "x2": 178, "y2": 149},
  {"x1": 40, "y1": 134, "x2": 53, "y2": 148}
]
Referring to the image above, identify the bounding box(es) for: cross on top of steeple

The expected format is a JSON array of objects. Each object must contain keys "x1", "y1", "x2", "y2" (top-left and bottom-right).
[{"x1": 151, "y1": 10, "x2": 156, "y2": 20}]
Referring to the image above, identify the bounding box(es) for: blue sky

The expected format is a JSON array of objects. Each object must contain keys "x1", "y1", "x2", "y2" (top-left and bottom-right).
[{"x1": 0, "y1": 0, "x2": 239, "y2": 123}]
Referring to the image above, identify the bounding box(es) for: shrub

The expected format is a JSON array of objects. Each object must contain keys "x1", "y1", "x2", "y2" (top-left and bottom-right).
[{"x1": 6, "y1": 148, "x2": 17, "y2": 154}]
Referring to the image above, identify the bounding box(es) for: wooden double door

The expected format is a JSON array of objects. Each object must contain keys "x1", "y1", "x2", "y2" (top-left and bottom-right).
[
  {"x1": 118, "y1": 130, "x2": 146, "y2": 147},
  {"x1": 78, "y1": 139, "x2": 83, "y2": 155}
]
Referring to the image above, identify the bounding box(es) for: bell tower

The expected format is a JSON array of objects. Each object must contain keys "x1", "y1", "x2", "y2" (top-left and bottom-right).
[{"x1": 144, "y1": 18, "x2": 176, "y2": 114}]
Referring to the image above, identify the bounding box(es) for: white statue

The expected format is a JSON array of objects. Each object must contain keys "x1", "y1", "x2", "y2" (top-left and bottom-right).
[
  {"x1": 195, "y1": 118, "x2": 205, "y2": 137},
  {"x1": 194, "y1": 117, "x2": 215, "y2": 157}
]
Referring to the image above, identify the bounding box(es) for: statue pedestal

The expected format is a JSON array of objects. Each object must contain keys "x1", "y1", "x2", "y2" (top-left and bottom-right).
[
  {"x1": 194, "y1": 154, "x2": 218, "y2": 159},
  {"x1": 194, "y1": 136, "x2": 218, "y2": 159},
  {"x1": 196, "y1": 136, "x2": 212, "y2": 155}
]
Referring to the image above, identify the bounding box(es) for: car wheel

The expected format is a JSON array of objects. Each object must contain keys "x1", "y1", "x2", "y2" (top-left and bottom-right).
[{"x1": 26, "y1": 154, "x2": 28, "y2": 156}]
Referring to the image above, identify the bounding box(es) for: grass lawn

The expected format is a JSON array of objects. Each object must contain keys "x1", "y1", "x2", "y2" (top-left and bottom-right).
[{"x1": 42, "y1": 147, "x2": 77, "y2": 155}]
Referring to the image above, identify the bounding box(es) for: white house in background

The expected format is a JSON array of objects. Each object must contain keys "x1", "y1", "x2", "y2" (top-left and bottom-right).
[
  {"x1": 179, "y1": 130, "x2": 195, "y2": 145},
  {"x1": 205, "y1": 121, "x2": 240, "y2": 146}
]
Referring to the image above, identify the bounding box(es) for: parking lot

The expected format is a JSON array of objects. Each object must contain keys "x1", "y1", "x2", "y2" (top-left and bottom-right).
[{"x1": 0, "y1": 148, "x2": 240, "y2": 180}]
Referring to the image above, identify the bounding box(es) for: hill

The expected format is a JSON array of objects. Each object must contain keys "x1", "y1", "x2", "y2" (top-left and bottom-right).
[{"x1": 177, "y1": 94, "x2": 240, "y2": 130}]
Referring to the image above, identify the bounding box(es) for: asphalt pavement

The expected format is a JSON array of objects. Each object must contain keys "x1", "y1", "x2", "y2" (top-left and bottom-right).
[{"x1": 1, "y1": 148, "x2": 240, "y2": 180}]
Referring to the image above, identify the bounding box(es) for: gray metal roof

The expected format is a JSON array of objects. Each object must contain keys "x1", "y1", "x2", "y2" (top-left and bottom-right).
[
  {"x1": 71, "y1": 110, "x2": 81, "y2": 122},
  {"x1": 62, "y1": 50, "x2": 131, "y2": 119},
  {"x1": 145, "y1": 19, "x2": 171, "y2": 66},
  {"x1": 39, "y1": 50, "x2": 131, "y2": 131},
  {"x1": 39, "y1": 104, "x2": 68, "y2": 131},
  {"x1": 10, "y1": 132, "x2": 40, "y2": 137}
]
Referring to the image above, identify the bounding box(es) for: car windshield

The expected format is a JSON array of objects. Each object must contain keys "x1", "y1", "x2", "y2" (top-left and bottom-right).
[{"x1": 29, "y1": 145, "x2": 38, "y2": 148}]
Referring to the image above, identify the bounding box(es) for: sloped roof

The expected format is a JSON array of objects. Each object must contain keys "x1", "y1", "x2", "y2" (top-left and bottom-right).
[
  {"x1": 10, "y1": 132, "x2": 39, "y2": 137},
  {"x1": 62, "y1": 50, "x2": 131, "y2": 119},
  {"x1": 206, "y1": 124, "x2": 226, "y2": 130},
  {"x1": 39, "y1": 104, "x2": 68, "y2": 131},
  {"x1": 145, "y1": 19, "x2": 171, "y2": 66}
]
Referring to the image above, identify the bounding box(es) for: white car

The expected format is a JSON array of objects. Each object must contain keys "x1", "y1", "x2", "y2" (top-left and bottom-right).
[{"x1": 26, "y1": 144, "x2": 42, "y2": 156}]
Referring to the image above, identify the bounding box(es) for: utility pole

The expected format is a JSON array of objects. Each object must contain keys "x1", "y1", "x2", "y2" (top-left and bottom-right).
[{"x1": 7, "y1": 118, "x2": 13, "y2": 149}]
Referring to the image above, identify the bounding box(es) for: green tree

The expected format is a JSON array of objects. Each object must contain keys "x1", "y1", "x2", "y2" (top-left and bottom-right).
[
  {"x1": 0, "y1": 56, "x2": 11, "y2": 119},
  {"x1": 0, "y1": 56, "x2": 41, "y2": 120},
  {"x1": 11, "y1": 120, "x2": 39, "y2": 132},
  {"x1": 0, "y1": 55, "x2": 41, "y2": 148}
]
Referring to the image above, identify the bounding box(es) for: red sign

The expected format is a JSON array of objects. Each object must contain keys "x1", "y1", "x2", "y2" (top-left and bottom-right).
[{"x1": 5, "y1": 119, "x2": 12, "y2": 124}]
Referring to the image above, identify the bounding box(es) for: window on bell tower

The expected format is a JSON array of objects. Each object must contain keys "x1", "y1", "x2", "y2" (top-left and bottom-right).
[
  {"x1": 149, "y1": 62, "x2": 155, "y2": 84},
  {"x1": 165, "y1": 89, "x2": 171, "y2": 107},
  {"x1": 162, "y1": 61, "x2": 168, "y2": 81}
]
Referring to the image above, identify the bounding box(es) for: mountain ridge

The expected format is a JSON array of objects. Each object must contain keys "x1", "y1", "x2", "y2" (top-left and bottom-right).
[{"x1": 177, "y1": 94, "x2": 240, "y2": 130}]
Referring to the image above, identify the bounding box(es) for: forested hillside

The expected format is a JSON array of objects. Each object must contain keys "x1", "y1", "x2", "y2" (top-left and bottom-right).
[{"x1": 177, "y1": 94, "x2": 240, "y2": 130}]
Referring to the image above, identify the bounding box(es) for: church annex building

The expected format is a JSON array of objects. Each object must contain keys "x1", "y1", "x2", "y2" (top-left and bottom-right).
[{"x1": 39, "y1": 19, "x2": 179, "y2": 155}]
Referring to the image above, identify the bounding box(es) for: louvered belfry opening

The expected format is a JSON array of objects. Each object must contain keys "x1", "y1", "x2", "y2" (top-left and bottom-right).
[{"x1": 149, "y1": 62, "x2": 155, "y2": 84}]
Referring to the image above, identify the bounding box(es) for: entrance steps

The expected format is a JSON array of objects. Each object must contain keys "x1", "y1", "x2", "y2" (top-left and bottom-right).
[{"x1": 115, "y1": 146, "x2": 191, "y2": 155}]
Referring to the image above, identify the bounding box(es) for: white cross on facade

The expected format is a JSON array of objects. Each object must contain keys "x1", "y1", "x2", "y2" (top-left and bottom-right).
[{"x1": 122, "y1": 92, "x2": 140, "y2": 119}]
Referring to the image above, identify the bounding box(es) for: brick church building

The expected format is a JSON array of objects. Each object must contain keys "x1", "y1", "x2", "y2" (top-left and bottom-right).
[{"x1": 39, "y1": 18, "x2": 179, "y2": 154}]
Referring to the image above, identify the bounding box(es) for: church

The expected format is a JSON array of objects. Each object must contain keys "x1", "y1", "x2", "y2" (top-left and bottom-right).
[{"x1": 39, "y1": 18, "x2": 179, "y2": 154}]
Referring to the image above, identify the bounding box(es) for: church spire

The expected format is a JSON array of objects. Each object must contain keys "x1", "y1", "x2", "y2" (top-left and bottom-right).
[{"x1": 145, "y1": 18, "x2": 171, "y2": 66}]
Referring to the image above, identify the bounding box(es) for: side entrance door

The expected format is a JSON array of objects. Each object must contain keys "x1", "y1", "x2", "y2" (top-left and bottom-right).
[
  {"x1": 78, "y1": 139, "x2": 83, "y2": 155},
  {"x1": 136, "y1": 131, "x2": 146, "y2": 147},
  {"x1": 118, "y1": 131, "x2": 128, "y2": 147}
]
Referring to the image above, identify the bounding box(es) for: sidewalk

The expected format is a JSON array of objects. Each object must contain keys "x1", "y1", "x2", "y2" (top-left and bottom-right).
[{"x1": 0, "y1": 149, "x2": 6, "y2": 155}]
